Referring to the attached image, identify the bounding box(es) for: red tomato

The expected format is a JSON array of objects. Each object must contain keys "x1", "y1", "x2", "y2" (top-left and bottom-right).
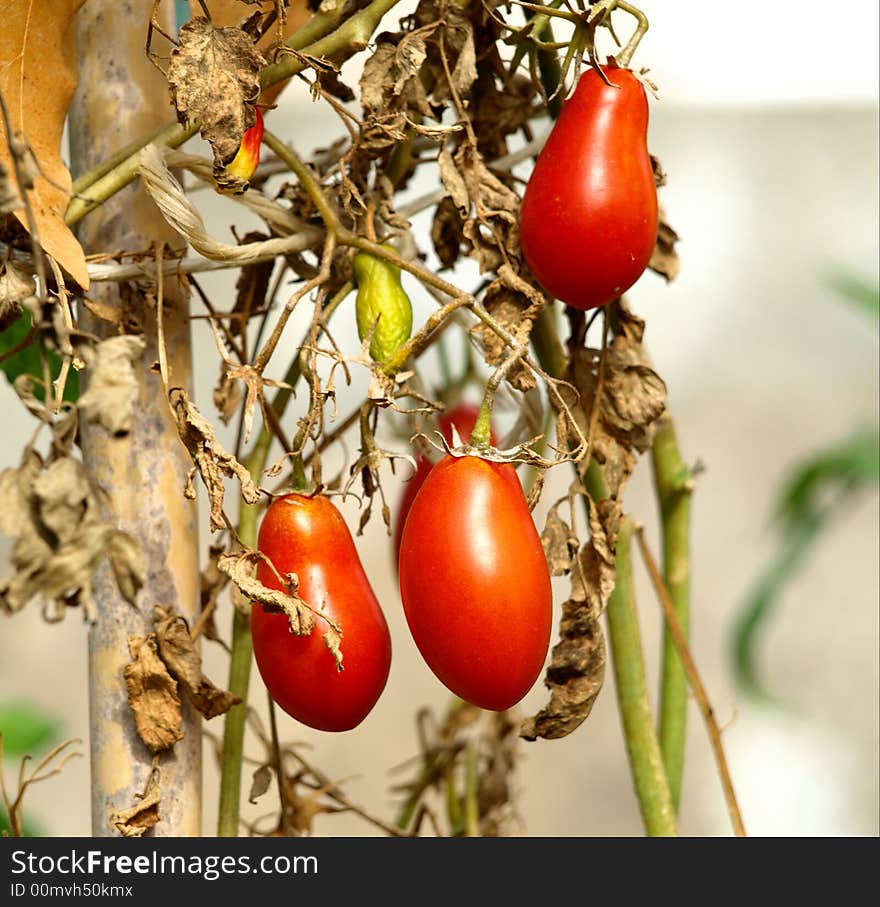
[
  {"x1": 252, "y1": 493, "x2": 391, "y2": 732},
  {"x1": 398, "y1": 455, "x2": 552, "y2": 711},
  {"x1": 392, "y1": 404, "x2": 495, "y2": 559},
  {"x1": 519, "y1": 63, "x2": 658, "y2": 310}
]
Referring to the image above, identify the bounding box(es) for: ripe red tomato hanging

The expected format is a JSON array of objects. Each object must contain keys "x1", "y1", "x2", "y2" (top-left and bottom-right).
[
  {"x1": 252, "y1": 493, "x2": 392, "y2": 732},
  {"x1": 392, "y1": 403, "x2": 496, "y2": 559},
  {"x1": 519, "y1": 62, "x2": 658, "y2": 310},
  {"x1": 398, "y1": 454, "x2": 552, "y2": 711}
]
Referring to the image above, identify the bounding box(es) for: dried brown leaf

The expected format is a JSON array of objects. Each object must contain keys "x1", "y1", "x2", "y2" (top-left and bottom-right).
[
  {"x1": 77, "y1": 336, "x2": 146, "y2": 437},
  {"x1": 249, "y1": 763, "x2": 272, "y2": 804},
  {"x1": 361, "y1": 32, "x2": 429, "y2": 113},
  {"x1": 213, "y1": 361, "x2": 245, "y2": 425},
  {"x1": 470, "y1": 279, "x2": 540, "y2": 392},
  {"x1": 0, "y1": 261, "x2": 36, "y2": 329},
  {"x1": 0, "y1": 0, "x2": 89, "y2": 288},
  {"x1": 191, "y1": 0, "x2": 313, "y2": 107},
  {"x1": 540, "y1": 503, "x2": 577, "y2": 578},
  {"x1": 107, "y1": 531, "x2": 146, "y2": 607},
  {"x1": 449, "y1": 27, "x2": 477, "y2": 98},
  {"x1": 167, "y1": 17, "x2": 265, "y2": 177},
  {"x1": 431, "y1": 195, "x2": 468, "y2": 270},
  {"x1": 216, "y1": 550, "x2": 316, "y2": 638},
  {"x1": 649, "y1": 207, "x2": 681, "y2": 282},
  {"x1": 110, "y1": 767, "x2": 161, "y2": 837},
  {"x1": 153, "y1": 605, "x2": 241, "y2": 719},
  {"x1": 198, "y1": 543, "x2": 229, "y2": 643},
  {"x1": 0, "y1": 451, "x2": 143, "y2": 619},
  {"x1": 169, "y1": 387, "x2": 260, "y2": 532},
  {"x1": 521, "y1": 497, "x2": 617, "y2": 741},
  {"x1": 124, "y1": 635, "x2": 184, "y2": 754}
]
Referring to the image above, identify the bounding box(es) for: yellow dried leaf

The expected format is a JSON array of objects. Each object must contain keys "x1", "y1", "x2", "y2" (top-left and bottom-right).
[{"x1": 0, "y1": 0, "x2": 89, "y2": 288}]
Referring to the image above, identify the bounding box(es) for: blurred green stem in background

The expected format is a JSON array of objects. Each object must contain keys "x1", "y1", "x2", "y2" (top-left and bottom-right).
[{"x1": 732, "y1": 272, "x2": 879, "y2": 701}]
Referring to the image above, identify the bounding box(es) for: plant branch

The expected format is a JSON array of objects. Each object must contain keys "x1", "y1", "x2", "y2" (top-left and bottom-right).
[
  {"x1": 651, "y1": 415, "x2": 693, "y2": 812},
  {"x1": 635, "y1": 530, "x2": 747, "y2": 837},
  {"x1": 600, "y1": 514, "x2": 678, "y2": 837}
]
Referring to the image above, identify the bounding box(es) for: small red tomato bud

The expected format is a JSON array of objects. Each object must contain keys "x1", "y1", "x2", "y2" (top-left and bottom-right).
[{"x1": 224, "y1": 108, "x2": 264, "y2": 184}]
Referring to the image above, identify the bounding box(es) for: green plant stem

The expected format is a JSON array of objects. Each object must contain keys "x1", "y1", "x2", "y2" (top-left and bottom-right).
[
  {"x1": 651, "y1": 415, "x2": 693, "y2": 813},
  {"x1": 216, "y1": 474, "x2": 260, "y2": 838},
  {"x1": 600, "y1": 513, "x2": 678, "y2": 837}
]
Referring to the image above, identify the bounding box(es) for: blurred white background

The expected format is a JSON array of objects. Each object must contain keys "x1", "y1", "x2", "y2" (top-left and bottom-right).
[{"x1": 1, "y1": 0, "x2": 878, "y2": 836}]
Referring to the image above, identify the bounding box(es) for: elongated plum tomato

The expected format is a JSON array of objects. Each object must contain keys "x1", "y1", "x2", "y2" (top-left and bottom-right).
[
  {"x1": 252, "y1": 494, "x2": 391, "y2": 732},
  {"x1": 398, "y1": 455, "x2": 552, "y2": 711},
  {"x1": 519, "y1": 63, "x2": 658, "y2": 310},
  {"x1": 392, "y1": 404, "x2": 495, "y2": 560}
]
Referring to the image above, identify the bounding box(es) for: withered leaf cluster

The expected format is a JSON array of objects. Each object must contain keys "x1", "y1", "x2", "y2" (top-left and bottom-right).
[
  {"x1": 167, "y1": 15, "x2": 265, "y2": 193},
  {"x1": 0, "y1": 450, "x2": 144, "y2": 622},
  {"x1": 124, "y1": 605, "x2": 241, "y2": 756},
  {"x1": 523, "y1": 301, "x2": 667, "y2": 741}
]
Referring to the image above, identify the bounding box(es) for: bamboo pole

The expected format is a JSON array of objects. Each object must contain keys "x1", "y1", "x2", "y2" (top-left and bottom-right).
[{"x1": 68, "y1": 1, "x2": 201, "y2": 836}]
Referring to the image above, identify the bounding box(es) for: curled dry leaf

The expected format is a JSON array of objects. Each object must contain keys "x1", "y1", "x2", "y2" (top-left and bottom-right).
[
  {"x1": 0, "y1": 260, "x2": 36, "y2": 329},
  {"x1": 76, "y1": 335, "x2": 146, "y2": 437},
  {"x1": 217, "y1": 550, "x2": 316, "y2": 637},
  {"x1": 168, "y1": 387, "x2": 260, "y2": 532},
  {"x1": 110, "y1": 766, "x2": 161, "y2": 838},
  {"x1": 470, "y1": 278, "x2": 542, "y2": 393},
  {"x1": 249, "y1": 763, "x2": 272, "y2": 805},
  {"x1": 359, "y1": 30, "x2": 433, "y2": 157},
  {"x1": 431, "y1": 195, "x2": 468, "y2": 270},
  {"x1": 439, "y1": 138, "x2": 520, "y2": 275},
  {"x1": 153, "y1": 605, "x2": 241, "y2": 719},
  {"x1": 0, "y1": 451, "x2": 144, "y2": 620},
  {"x1": 198, "y1": 543, "x2": 229, "y2": 643},
  {"x1": 0, "y1": 0, "x2": 89, "y2": 288},
  {"x1": 521, "y1": 497, "x2": 618, "y2": 741},
  {"x1": 192, "y1": 0, "x2": 313, "y2": 107},
  {"x1": 167, "y1": 16, "x2": 266, "y2": 188},
  {"x1": 540, "y1": 501, "x2": 578, "y2": 578},
  {"x1": 650, "y1": 206, "x2": 681, "y2": 282},
  {"x1": 124, "y1": 635, "x2": 184, "y2": 755},
  {"x1": 563, "y1": 302, "x2": 666, "y2": 499}
]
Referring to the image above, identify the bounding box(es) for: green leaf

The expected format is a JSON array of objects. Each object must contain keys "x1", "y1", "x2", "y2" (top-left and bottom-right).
[
  {"x1": 732, "y1": 427, "x2": 880, "y2": 701},
  {"x1": 0, "y1": 701, "x2": 61, "y2": 758},
  {"x1": 0, "y1": 311, "x2": 79, "y2": 403},
  {"x1": 774, "y1": 427, "x2": 880, "y2": 531}
]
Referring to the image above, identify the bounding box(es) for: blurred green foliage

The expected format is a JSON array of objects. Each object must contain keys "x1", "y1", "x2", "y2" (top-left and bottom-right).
[
  {"x1": 0, "y1": 700, "x2": 60, "y2": 837},
  {"x1": 0, "y1": 310, "x2": 79, "y2": 404},
  {"x1": 732, "y1": 273, "x2": 879, "y2": 701}
]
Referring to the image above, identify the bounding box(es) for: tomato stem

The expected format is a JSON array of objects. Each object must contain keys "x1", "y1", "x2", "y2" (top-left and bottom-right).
[
  {"x1": 614, "y1": 1, "x2": 649, "y2": 69},
  {"x1": 600, "y1": 512, "x2": 679, "y2": 836},
  {"x1": 651, "y1": 416, "x2": 693, "y2": 814},
  {"x1": 217, "y1": 491, "x2": 260, "y2": 838}
]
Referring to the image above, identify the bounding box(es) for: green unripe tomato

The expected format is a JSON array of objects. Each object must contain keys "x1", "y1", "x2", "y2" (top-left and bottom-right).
[{"x1": 353, "y1": 247, "x2": 413, "y2": 364}]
